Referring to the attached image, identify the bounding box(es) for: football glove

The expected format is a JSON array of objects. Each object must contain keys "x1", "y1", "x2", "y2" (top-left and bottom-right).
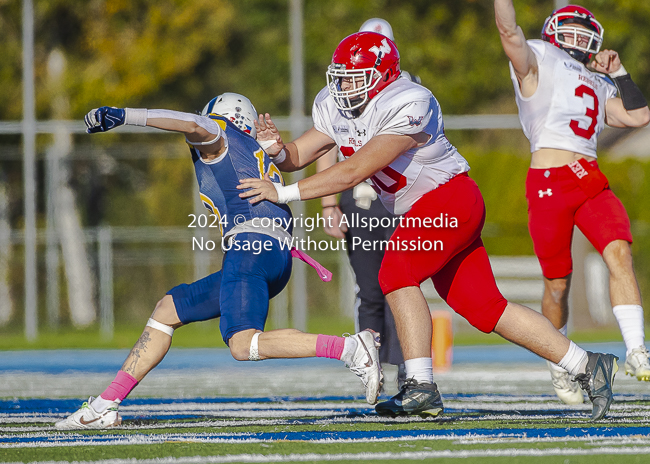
[{"x1": 85, "y1": 107, "x2": 126, "y2": 133}]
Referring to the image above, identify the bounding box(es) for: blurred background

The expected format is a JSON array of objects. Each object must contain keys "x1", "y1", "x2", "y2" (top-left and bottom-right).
[{"x1": 1, "y1": 0, "x2": 650, "y2": 350}]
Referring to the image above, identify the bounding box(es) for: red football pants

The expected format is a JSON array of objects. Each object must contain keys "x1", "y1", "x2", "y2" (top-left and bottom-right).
[
  {"x1": 379, "y1": 174, "x2": 507, "y2": 333},
  {"x1": 526, "y1": 162, "x2": 632, "y2": 279}
]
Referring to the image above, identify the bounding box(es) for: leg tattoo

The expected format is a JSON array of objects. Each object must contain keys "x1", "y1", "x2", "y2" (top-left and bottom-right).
[{"x1": 122, "y1": 330, "x2": 152, "y2": 376}]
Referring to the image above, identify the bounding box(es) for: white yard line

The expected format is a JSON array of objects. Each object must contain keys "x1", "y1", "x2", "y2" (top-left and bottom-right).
[{"x1": 5, "y1": 446, "x2": 650, "y2": 464}]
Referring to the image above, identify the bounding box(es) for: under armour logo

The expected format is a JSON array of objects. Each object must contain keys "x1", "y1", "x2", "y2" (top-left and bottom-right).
[
  {"x1": 356, "y1": 129, "x2": 366, "y2": 137},
  {"x1": 538, "y1": 188, "x2": 553, "y2": 198},
  {"x1": 369, "y1": 39, "x2": 391, "y2": 59}
]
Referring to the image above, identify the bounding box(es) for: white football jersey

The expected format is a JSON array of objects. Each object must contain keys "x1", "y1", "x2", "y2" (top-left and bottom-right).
[
  {"x1": 510, "y1": 40, "x2": 617, "y2": 158},
  {"x1": 312, "y1": 77, "x2": 469, "y2": 215}
]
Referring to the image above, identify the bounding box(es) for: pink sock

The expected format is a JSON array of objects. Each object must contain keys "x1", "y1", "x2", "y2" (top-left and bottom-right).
[
  {"x1": 316, "y1": 334, "x2": 346, "y2": 360},
  {"x1": 100, "y1": 371, "x2": 139, "y2": 402}
]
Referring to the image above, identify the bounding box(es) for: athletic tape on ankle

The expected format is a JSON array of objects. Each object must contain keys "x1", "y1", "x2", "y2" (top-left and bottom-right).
[
  {"x1": 146, "y1": 318, "x2": 174, "y2": 336},
  {"x1": 249, "y1": 332, "x2": 261, "y2": 361}
]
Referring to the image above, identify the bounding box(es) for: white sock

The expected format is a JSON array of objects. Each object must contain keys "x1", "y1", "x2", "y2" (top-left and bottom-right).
[
  {"x1": 612, "y1": 305, "x2": 645, "y2": 356},
  {"x1": 557, "y1": 341, "x2": 589, "y2": 376},
  {"x1": 90, "y1": 395, "x2": 113, "y2": 413},
  {"x1": 340, "y1": 337, "x2": 358, "y2": 364},
  {"x1": 548, "y1": 360, "x2": 568, "y2": 374},
  {"x1": 548, "y1": 325, "x2": 570, "y2": 373},
  {"x1": 404, "y1": 357, "x2": 434, "y2": 384}
]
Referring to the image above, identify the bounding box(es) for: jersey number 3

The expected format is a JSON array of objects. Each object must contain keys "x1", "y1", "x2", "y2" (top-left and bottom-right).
[{"x1": 570, "y1": 84, "x2": 599, "y2": 140}]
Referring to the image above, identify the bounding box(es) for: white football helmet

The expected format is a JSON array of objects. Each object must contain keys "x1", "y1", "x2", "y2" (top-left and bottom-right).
[
  {"x1": 359, "y1": 18, "x2": 394, "y2": 41},
  {"x1": 201, "y1": 93, "x2": 258, "y2": 139}
]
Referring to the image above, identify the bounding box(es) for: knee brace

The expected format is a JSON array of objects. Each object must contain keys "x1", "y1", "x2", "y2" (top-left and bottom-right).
[
  {"x1": 145, "y1": 318, "x2": 174, "y2": 337},
  {"x1": 249, "y1": 332, "x2": 262, "y2": 361}
]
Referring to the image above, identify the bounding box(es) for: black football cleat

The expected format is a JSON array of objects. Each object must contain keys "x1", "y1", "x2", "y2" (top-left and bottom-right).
[
  {"x1": 574, "y1": 351, "x2": 618, "y2": 420},
  {"x1": 375, "y1": 378, "x2": 443, "y2": 418}
]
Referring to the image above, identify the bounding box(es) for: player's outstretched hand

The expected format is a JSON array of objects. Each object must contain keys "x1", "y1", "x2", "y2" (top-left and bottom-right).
[
  {"x1": 238, "y1": 173, "x2": 279, "y2": 204},
  {"x1": 84, "y1": 107, "x2": 126, "y2": 133},
  {"x1": 255, "y1": 113, "x2": 284, "y2": 156},
  {"x1": 588, "y1": 50, "x2": 621, "y2": 75}
]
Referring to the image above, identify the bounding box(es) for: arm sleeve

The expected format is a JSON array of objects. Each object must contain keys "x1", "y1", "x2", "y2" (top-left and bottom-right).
[{"x1": 146, "y1": 109, "x2": 225, "y2": 145}]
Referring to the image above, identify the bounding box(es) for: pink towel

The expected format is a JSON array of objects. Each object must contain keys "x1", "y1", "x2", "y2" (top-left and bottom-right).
[{"x1": 290, "y1": 248, "x2": 333, "y2": 282}]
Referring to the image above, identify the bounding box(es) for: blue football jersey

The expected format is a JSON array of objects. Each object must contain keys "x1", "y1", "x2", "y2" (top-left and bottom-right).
[{"x1": 190, "y1": 115, "x2": 292, "y2": 236}]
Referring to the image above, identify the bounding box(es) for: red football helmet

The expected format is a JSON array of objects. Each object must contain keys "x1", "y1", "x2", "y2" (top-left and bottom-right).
[
  {"x1": 326, "y1": 32, "x2": 401, "y2": 112},
  {"x1": 541, "y1": 5, "x2": 603, "y2": 64}
]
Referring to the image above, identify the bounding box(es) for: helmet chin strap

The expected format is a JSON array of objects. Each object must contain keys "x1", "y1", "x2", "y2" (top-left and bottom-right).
[
  {"x1": 557, "y1": 39, "x2": 591, "y2": 64},
  {"x1": 566, "y1": 48, "x2": 591, "y2": 65},
  {"x1": 373, "y1": 51, "x2": 383, "y2": 68}
]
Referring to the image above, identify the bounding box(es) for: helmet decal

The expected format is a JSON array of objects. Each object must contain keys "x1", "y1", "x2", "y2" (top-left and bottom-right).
[{"x1": 369, "y1": 39, "x2": 392, "y2": 60}]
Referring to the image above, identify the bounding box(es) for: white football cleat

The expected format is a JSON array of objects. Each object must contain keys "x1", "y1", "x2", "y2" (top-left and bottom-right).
[
  {"x1": 346, "y1": 329, "x2": 383, "y2": 405},
  {"x1": 547, "y1": 361, "x2": 584, "y2": 405},
  {"x1": 624, "y1": 346, "x2": 650, "y2": 381},
  {"x1": 55, "y1": 397, "x2": 122, "y2": 430}
]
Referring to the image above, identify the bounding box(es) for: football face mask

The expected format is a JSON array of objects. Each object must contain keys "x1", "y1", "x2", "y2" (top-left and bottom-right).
[
  {"x1": 327, "y1": 66, "x2": 383, "y2": 111},
  {"x1": 542, "y1": 6, "x2": 603, "y2": 64}
]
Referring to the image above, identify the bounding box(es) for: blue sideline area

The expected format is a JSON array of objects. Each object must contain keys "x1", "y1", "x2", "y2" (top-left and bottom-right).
[{"x1": 0, "y1": 342, "x2": 627, "y2": 373}]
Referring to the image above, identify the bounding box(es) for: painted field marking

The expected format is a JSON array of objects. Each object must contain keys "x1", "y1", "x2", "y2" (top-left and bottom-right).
[
  {"x1": 3, "y1": 426, "x2": 650, "y2": 448},
  {"x1": 5, "y1": 446, "x2": 650, "y2": 464}
]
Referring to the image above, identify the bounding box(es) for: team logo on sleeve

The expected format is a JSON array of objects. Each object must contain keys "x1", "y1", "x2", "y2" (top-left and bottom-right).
[{"x1": 407, "y1": 116, "x2": 424, "y2": 126}]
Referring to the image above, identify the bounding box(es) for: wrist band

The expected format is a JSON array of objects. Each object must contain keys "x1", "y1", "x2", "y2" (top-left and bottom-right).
[
  {"x1": 612, "y1": 73, "x2": 648, "y2": 111},
  {"x1": 608, "y1": 65, "x2": 627, "y2": 78},
  {"x1": 124, "y1": 108, "x2": 147, "y2": 126},
  {"x1": 272, "y1": 148, "x2": 287, "y2": 164},
  {"x1": 258, "y1": 139, "x2": 276, "y2": 150},
  {"x1": 272, "y1": 182, "x2": 301, "y2": 204},
  {"x1": 322, "y1": 204, "x2": 337, "y2": 209}
]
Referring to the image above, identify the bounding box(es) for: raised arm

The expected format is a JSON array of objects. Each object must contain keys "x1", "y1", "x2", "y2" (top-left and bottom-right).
[
  {"x1": 85, "y1": 107, "x2": 227, "y2": 157},
  {"x1": 494, "y1": 0, "x2": 539, "y2": 96}
]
